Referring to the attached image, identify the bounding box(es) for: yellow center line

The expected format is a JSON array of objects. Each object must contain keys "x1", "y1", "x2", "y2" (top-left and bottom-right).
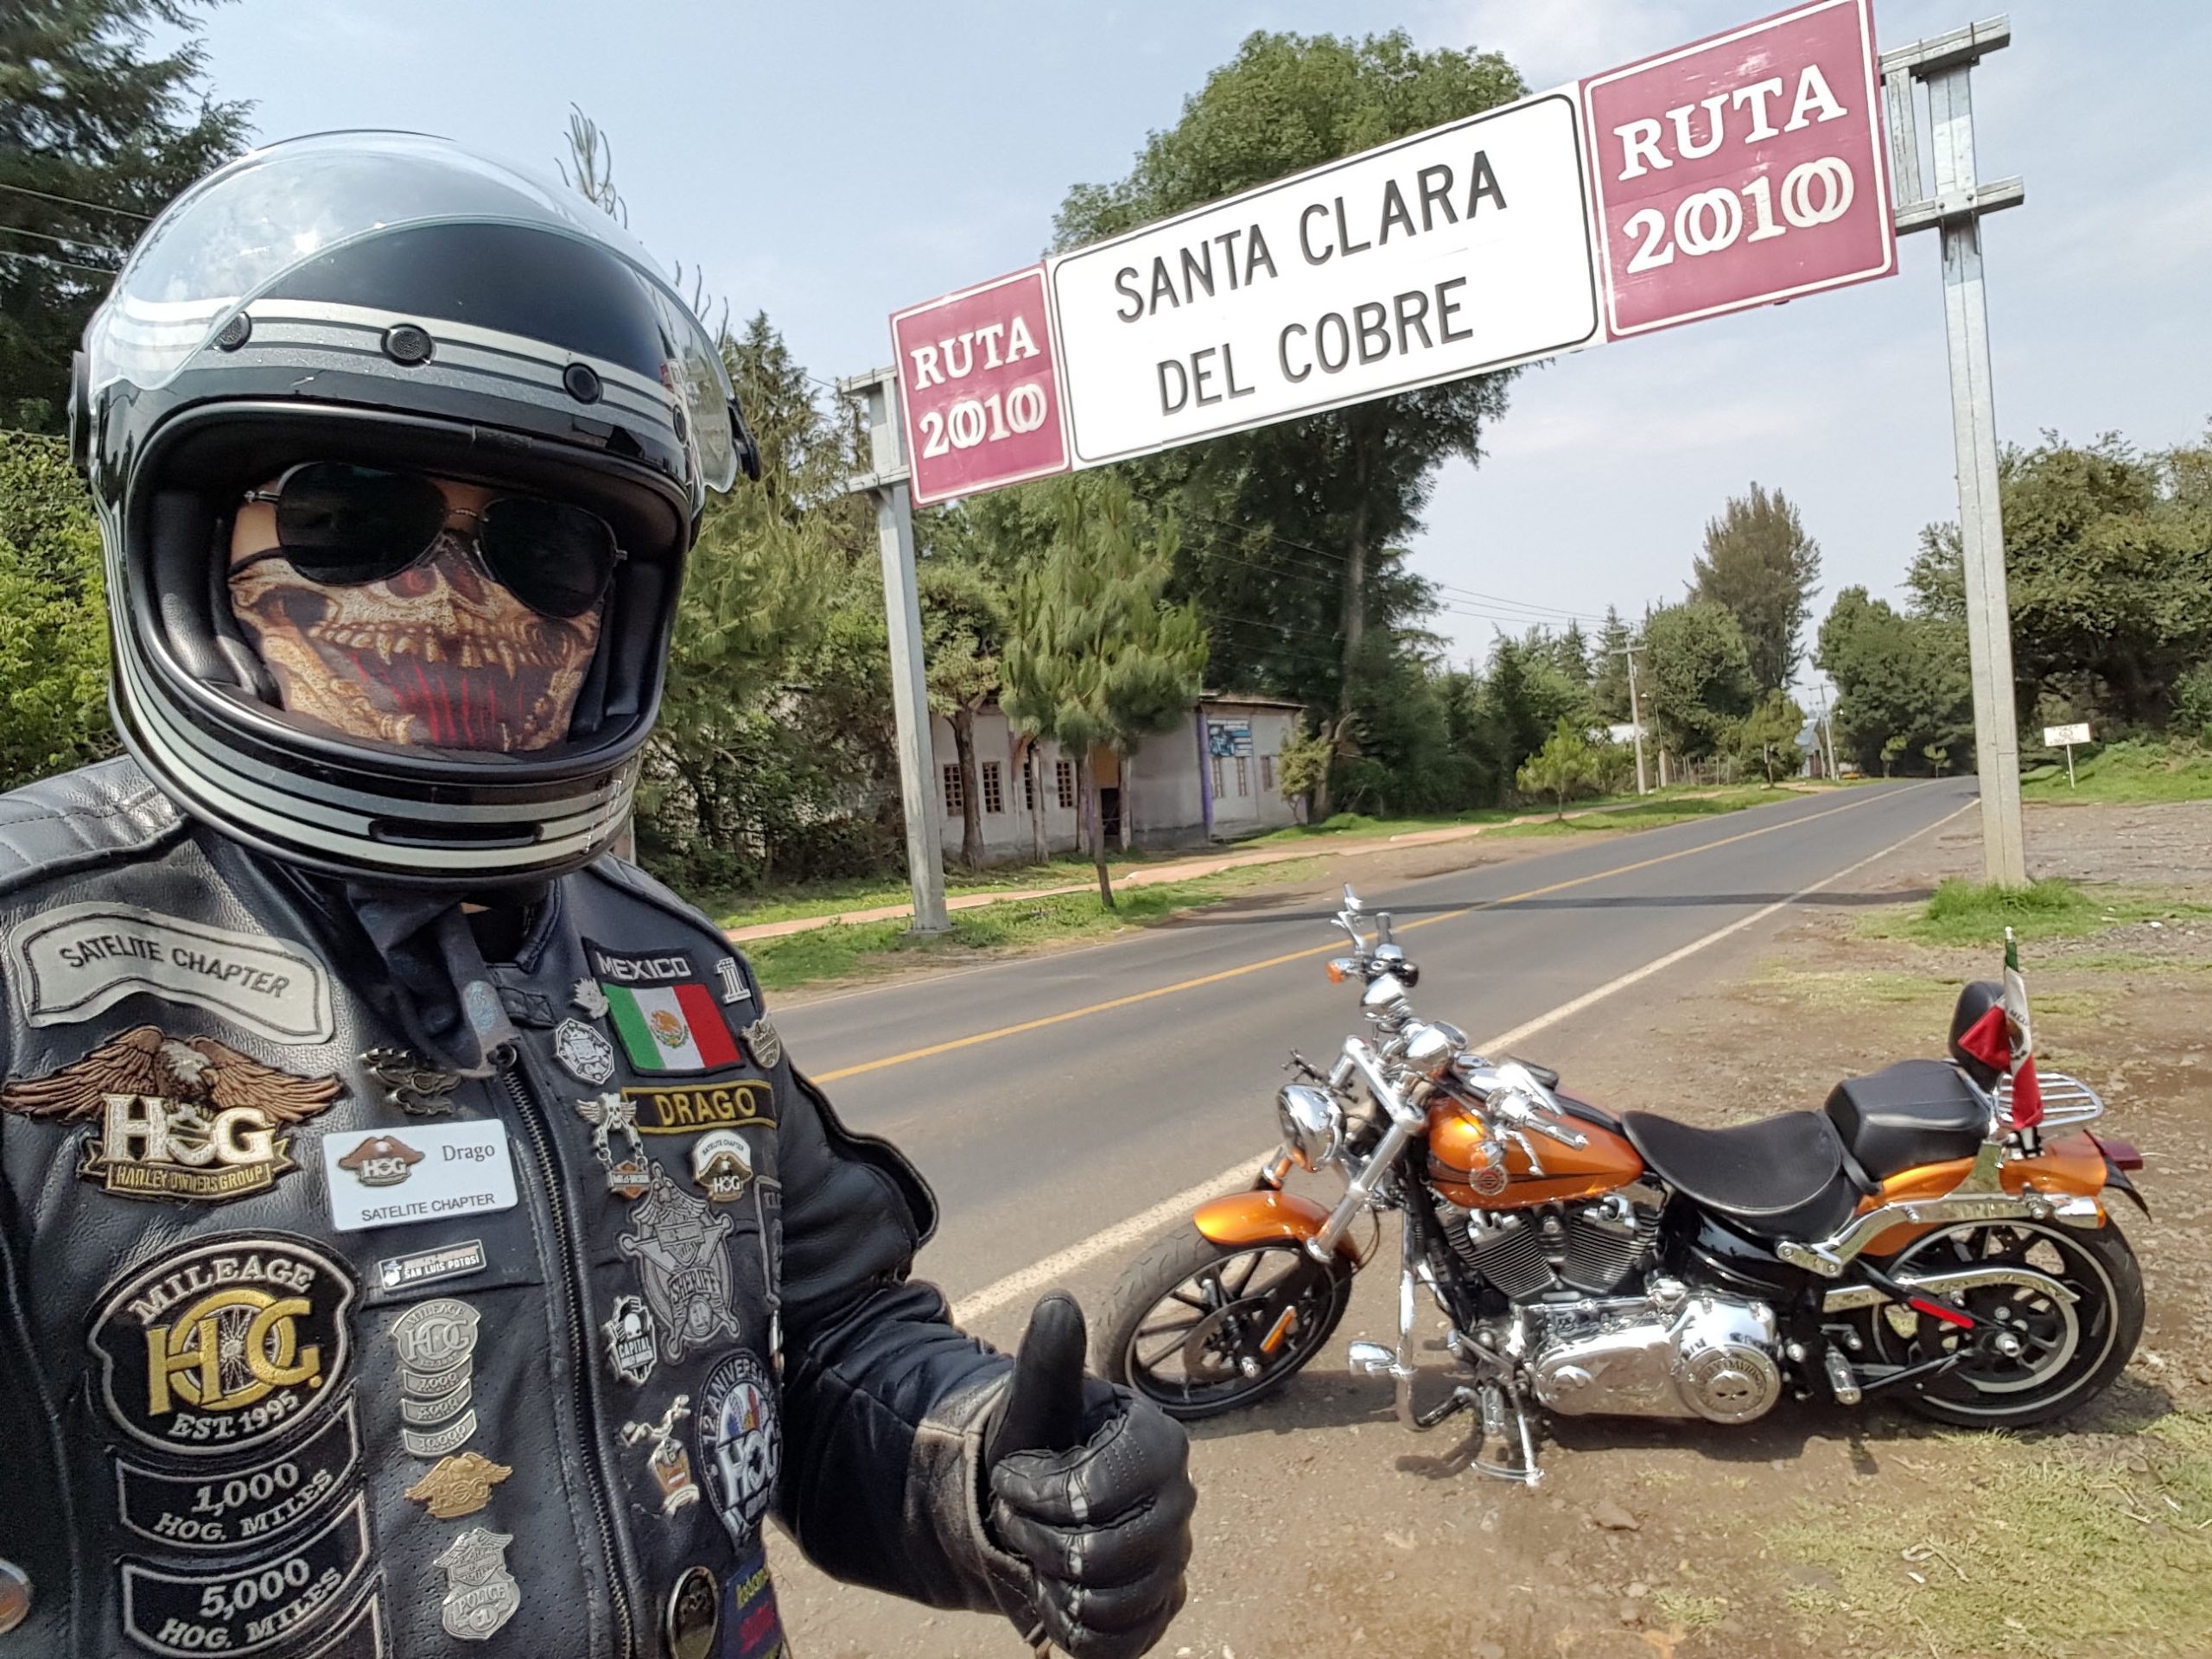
[{"x1": 810, "y1": 785, "x2": 1921, "y2": 1083}]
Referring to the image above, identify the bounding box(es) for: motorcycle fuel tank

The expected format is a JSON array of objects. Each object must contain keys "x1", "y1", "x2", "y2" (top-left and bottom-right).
[{"x1": 1427, "y1": 1096, "x2": 1644, "y2": 1211}]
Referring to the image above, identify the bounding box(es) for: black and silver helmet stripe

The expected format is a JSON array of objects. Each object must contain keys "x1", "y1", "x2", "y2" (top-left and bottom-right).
[{"x1": 232, "y1": 298, "x2": 683, "y2": 444}]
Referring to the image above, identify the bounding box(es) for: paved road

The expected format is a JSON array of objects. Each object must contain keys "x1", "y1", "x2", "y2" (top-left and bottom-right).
[{"x1": 773, "y1": 778, "x2": 1977, "y2": 1307}]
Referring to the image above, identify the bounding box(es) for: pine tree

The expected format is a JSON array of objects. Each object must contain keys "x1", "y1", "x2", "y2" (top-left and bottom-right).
[
  {"x1": 1690, "y1": 483, "x2": 1822, "y2": 694},
  {"x1": 1, "y1": 0, "x2": 249, "y2": 430}
]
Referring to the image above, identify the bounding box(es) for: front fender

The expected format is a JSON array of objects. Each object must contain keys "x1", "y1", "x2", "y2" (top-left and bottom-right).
[{"x1": 1192, "y1": 1189, "x2": 1363, "y2": 1265}]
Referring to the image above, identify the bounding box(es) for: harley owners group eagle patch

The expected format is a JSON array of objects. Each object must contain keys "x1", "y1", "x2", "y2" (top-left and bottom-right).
[{"x1": 0, "y1": 1025, "x2": 340, "y2": 1202}]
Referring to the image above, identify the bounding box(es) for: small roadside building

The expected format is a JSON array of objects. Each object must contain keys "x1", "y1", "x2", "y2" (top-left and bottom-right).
[{"x1": 928, "y1": 693, "x2": 1306, "y2": 862}]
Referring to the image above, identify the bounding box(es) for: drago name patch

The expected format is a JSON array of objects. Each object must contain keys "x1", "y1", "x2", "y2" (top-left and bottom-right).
[
  {"x1": 624, "y1": 1081, "x2": 774, "y2": 1135},
  {"x1": 8, "y1": 901, "x2": 334, "y2": 1045},
  {"x1": 89, "y1": 1233, "x2": 356, "y2": 1458}
]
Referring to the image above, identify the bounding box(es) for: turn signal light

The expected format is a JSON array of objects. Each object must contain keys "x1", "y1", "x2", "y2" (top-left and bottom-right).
[{"x1": 1325, "y1": 959, "x2": 1350, "y2": 984}]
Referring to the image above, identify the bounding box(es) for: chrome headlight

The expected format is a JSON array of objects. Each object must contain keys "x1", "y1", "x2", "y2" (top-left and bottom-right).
[{"x1": 1276, "y1": 1084, "x2": 1345, "y2": 1172}]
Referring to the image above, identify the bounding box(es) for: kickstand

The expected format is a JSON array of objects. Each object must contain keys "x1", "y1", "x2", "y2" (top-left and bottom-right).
[{"x1": 1470, "y1": 1379, "x2": 1544, "y2": 1488}]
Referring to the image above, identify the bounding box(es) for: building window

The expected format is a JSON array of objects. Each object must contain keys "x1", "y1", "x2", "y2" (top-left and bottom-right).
[
  {"x1": 1261, "y1": 754, "x2": 1274, "y2": 792},
  {"x1": 1055, "y1": 759, "x2": 1076, "y2": 810},
  {"x1": 981, "y1": 760, "x2": 1004, "y2": 815},
  {"x1": 942, "y1": 764, "x2": 963, "y2": 815},
  {"x1": 1211, "y1": 755, "x2": 1224, "y2": 797},
  {"x1": 1235, "y1": 756, "x2": 1250, "y2": 798},
  {"x1": 1021, "y1": 756, "x2": 1036, "y2": 811}
]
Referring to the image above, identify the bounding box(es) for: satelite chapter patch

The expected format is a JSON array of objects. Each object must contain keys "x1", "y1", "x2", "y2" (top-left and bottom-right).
[{"x1": 89, "y1": 1233, "x2": 356, "y2": 1458}]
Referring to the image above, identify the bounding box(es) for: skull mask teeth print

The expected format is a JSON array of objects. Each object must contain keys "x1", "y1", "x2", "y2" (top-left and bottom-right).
[{"x1": 229, "y1": 526, "x2": 602, "y2": 754}]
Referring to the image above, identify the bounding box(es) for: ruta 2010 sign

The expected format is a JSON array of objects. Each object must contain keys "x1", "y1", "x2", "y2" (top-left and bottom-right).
[{"x1": 889, "y1": 0, "x2": 1892, "y2": 504}]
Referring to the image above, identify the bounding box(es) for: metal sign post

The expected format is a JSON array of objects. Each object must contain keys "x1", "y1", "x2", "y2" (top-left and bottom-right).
[
  {"x1": 839, "y1": 365, "x2": 950, "y2": 934},
  {"x1": 1883, "y1": 16, "x2": 2028, "y2": 885},
  {"x1": 2043, "y1": 721, "x2": 2090, "y2": 791}
]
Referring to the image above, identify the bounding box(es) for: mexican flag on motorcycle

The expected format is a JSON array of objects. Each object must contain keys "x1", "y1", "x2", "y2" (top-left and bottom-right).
[{"x1": 1955, "y1": 927, "x2": 2044, "y2": 1130}]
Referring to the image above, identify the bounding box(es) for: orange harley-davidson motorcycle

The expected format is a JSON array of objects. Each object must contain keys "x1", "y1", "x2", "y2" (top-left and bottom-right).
[{"x1": 1097, "y1": 888, "x2": 2146, "y2": 1482}]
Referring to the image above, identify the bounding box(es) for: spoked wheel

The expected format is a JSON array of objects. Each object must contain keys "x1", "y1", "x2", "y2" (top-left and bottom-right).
[
  {"x1": 1864, "y1": 1217, "x2": 2143, "y2": 1428},
  {"x1": 1096, "y1": 1227, "x2": 1353, "y2": 1421}
]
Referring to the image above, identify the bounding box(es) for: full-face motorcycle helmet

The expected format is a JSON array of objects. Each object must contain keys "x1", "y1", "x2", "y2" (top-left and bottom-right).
[{"x1": 73, "y1": 130, "x2": 758, "y2": 888}]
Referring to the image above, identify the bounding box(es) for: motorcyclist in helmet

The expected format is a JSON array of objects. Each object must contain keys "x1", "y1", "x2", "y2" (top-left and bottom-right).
[{"x1": 0, "y1": 131, "x2": 1191, "y2": 1659}]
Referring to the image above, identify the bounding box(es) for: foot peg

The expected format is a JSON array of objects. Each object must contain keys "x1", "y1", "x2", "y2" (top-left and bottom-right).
[
  {"x1": 1823, "y1": 1347, "x2": 1863, "y2": 1407},
  {"x1": 1471, "y1": 1382, "x2": 1544, "y2": 1488},
  {"x1": 1347, "y1": 1342, "x2": 1395, "y2": 1377}
]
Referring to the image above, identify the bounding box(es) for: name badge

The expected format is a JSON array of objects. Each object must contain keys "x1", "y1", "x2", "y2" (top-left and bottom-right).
[{"x1": 321, "y1": 1122, "x2": 518, "y2": 1233}]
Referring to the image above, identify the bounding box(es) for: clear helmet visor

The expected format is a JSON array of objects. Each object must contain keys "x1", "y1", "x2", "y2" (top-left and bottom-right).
[{"x1": 86, "y1": 130, "x2": 737, "y2": 490}]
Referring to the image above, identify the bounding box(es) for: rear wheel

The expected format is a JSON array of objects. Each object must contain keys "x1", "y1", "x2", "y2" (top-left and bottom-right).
[
  {"x1": 1096, "y1": 1226, "x2": 1353, "y2": 1421},
  {"x1": 1866, "y1": 1217, "x2": 2143, "y2": 1428}
]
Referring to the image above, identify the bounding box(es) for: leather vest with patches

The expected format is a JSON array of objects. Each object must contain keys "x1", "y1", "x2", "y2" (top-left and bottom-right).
[{"x1": 0, "y1": 760, "x2": 907, "y2": 1659}]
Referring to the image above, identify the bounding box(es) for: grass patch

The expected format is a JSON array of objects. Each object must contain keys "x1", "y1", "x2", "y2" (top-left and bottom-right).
[
  {"x1": 1863, "y1": 878, "x2": 2212, "y2": 948},
  {"x1": 1752, "y1": 965, "x2": 2105, "y2": 1019},
  {"x1": 745, "y1": 859, "x2": 1320, "y2": 994},
  {"x1": 1489, "y1": 785, "x2": 1802, "y2": 839},
  {"x1": 713, "y1": 854, "x2": 1160, "y2": 930},
  {"x1": 1774, "y1": 1414, "x2": 2212, "y2": 1657},
  {"x1": 1650, "y1": 1591, "x2": 1729, "y2": 1633},
  {"x1": 2023, "y1": 738, "x2": 2212, "y2": 804}
]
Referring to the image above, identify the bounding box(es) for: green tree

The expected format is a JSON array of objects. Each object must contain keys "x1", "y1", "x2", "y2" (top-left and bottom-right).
[
  {"x1": 1690, "y1": 483, "x2": 1822, "y2": 694},
  {"x1": 1642, "y1": 601, "x2": 1756, "y2": 762},
  {"x1": 1001, "y1": 474, "x2": 1206, "y2": 905},
  {"x1": 0, "y1": 433, "x2": 114, "y2": 785},
  {"x1": 1908, "y1": 430, "x2": 2212, "y2": 728},
  {"x1": 1516, "y1": 717, "x2": 1598, "y2": 817},
  {"x1": 1815, "y1": 586, "x2": 1972, "y2": 776},
  {"x1": 1054, "y1": 30, "x2": 1522, "y2": 720},
  {"x1": 1276, "y1": 715, "x2": 1334, "y2": 822},
  {"x1": 2, "y1": 0, "x2": 250, "y2": 430},
  {"x1": 1735, "y1": 690, "x2": 1806, "y2": 785},
  {"x1": 1588, "y1": 606, "x2": 1637, "y2": 724},
  {"x1": 917, "y1": 558, "x2": 1006, "y2": 870}
]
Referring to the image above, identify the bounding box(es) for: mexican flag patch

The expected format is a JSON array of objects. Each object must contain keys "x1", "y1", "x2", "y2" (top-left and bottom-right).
[{"x1": 587, "y1": 941, "x2": 744, "y2": 1076}]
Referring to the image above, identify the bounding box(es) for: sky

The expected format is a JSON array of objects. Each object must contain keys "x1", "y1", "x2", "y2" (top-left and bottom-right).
[{"x1": 173, "y1": 0, "x2": 2212, "y2": 697}]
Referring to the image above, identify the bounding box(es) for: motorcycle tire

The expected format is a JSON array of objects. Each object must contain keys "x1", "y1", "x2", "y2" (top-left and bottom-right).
[
  {"x1": 1095, "y1": 1225, "x2": 1353, "y2": 1421},
  {"x1": 1873, "y1": 1217, "x2": 2145, "y2": 1430}
]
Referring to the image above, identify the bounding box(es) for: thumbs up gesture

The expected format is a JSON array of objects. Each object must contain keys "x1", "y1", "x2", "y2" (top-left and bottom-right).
[{"x1": 986, "y1": 1294, "x2": 1196, "y2": 1659}]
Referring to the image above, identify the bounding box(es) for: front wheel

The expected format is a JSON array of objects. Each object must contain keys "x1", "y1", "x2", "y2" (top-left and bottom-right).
[
  {"x1": 1096, "y1": 1226, "x2": 1353, "y2": 1421},
  {"x1": 1864, "y1": 1217, "x2": 2144, "y2": 1429}
]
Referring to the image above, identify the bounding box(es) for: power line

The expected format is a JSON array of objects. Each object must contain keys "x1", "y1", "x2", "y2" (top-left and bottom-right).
[
  {"x1": 0, "y1": 222, "x2": 127, "y2": 257},
  {"x1": 0, "y1": 246, "x2": 116, "y2": 279},
  {"x1": 0, "y1": 180, "x2": 153, "y2": 220}
]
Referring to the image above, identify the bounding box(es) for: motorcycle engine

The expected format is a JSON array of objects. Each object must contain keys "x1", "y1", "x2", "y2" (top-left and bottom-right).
[
  {"x1": 1526, "y1": 1290, "x2": 1782, "y2": 1424},
  {"x1": 1443, "y1": 1192, "x2": 1661, "y2": 1297}
]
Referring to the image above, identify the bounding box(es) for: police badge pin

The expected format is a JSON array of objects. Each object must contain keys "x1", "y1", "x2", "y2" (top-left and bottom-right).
[
  {"x1": 621, "y1": 1395, "x2": 702, "y2": 1515},
  {"x1": 737, "y1": 1016, "x2": 783, "y2": 1071},
  {"x1": 435, "y1": 1526, "x2": 520, "y2": 1642},
  {"x1": 553, "y1": 1019, "x2": 617, "y2": 1086},
  {"x1": 616, "y1": 1165, "x2": 742, "y2": 1364}
]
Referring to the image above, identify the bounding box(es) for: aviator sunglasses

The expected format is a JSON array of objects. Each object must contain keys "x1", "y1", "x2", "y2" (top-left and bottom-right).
[{"x1": 232, "y1": 461, "x2": 626, "y2": 620}]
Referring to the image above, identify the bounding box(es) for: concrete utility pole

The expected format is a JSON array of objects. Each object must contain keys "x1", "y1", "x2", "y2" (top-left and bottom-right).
[
  {"x1": 1883, "y1": 16, "x2": 2029, "y2": 885},
  {"x1": 838, "y1": 366, "x2": 949, "y2": 933},
  {"x1": 1619, "y1": 642, "x2": 1649, "y2": 797}
]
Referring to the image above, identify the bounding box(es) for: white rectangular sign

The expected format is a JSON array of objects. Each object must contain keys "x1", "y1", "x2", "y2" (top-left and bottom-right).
[
  {"x1": 321, "y1": 1120, "x2": 518, "y2": 1233},
  {"x1": 2043, "y1": 722, "x2": 2091, "y2": 747},
  {"x1": 1048, "y1": 89, "x2": 1601, "y2": 467}
]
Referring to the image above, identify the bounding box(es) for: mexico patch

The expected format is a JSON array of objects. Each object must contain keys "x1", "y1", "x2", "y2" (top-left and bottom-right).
[{"x1": 587, "y1": 940, "x2": 743, "y2": 1076}]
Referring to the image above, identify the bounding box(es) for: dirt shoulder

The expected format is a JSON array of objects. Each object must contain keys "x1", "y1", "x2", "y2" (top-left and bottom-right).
[{"x1": 772, "y1": 798, "x2": 2212, "y2": 1658}]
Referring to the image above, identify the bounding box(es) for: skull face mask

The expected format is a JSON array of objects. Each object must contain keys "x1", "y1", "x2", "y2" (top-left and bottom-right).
[{"x1": 228, "y1": 474, "x2": 603, "y2": 753}]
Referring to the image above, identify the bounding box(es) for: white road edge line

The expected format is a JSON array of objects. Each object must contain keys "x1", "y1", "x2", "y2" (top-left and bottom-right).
[{"x1": 947, "y1": 795, "x2": 1974, "y2": 1327}]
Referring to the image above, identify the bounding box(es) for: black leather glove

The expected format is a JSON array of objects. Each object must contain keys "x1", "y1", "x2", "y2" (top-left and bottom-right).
[{"x1": 986, "y1": 1294, "x2": 1196, "y2": 1659}]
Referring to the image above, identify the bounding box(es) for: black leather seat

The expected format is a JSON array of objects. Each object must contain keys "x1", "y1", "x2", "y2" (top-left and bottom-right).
[
  {"x1": 1823, "y1": 1059, "x2": 1989, "y2": 1181},
  {"x1": 1620, "y1": 1109, "x2": 1859, "y2": 1240}
]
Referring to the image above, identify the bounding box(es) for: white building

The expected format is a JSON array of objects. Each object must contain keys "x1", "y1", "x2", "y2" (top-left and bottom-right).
[{"x1": 929, "y1": 694, "x2": 1306, "y2": 862}]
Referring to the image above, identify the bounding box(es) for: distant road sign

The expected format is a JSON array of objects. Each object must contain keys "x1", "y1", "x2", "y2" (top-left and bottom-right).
[
  {"x1": 2043, "y1": 722, "x2": 2091, "y2": 747},
  {"x1": 1047, "y1": 92, "x2": 1599, "y2": 467},
  {"x1": 891, "y1": 266, "x2": 1071, "y2": 505},
  {"x1": 1581, "y1": 0, "x2": 1895, "y2": 337}
]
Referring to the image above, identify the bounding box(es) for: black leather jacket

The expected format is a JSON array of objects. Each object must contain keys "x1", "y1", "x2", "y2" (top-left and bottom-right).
[{"x1": 0, "y1": 760, "x2": 1023, "y2": 1659}]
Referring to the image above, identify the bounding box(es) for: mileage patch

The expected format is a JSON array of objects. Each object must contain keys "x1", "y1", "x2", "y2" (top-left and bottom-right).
[
  {"x1": 87, "y1": 1232, "x2": 356, "y2": 1459},
  {"x1": 114, "y1": 1393, "x2": 360, "y2": 1552},
  {"x1": 120, "y1": 1491, "x2": 372, "y2": 1657}
]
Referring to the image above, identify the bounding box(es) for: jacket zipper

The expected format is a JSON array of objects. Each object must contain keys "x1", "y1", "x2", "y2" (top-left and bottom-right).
[{"x1": 502, "y1": 1053, "x2": 636, "y2": 1659}]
